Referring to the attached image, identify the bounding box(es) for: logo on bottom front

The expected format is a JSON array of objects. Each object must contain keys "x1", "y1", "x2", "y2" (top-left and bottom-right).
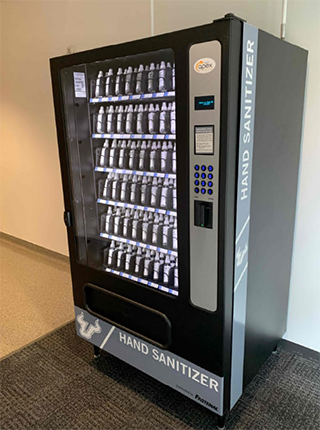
[{"x1": 76, "y1": 312, "x2": 101, "y2": 339}]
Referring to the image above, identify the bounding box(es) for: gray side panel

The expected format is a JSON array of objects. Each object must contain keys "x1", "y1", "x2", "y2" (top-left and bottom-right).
[
  {"x1": 230, "y1": 23, "x2": 258, "y2": 408},
  {"x1": 75, "y1": 306, "x2": 224, "y2": 415},
  {"x1": 189, "y1": 41, "x2": 221, "y2": 312},
  {"x1": 243, "y1": 31, "x2": 308, "y2": 388}
]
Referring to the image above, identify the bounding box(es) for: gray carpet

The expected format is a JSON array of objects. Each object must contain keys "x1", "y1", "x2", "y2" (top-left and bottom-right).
[{"x1": 1, "y1": 322, "x2": 319, "y2": 430}]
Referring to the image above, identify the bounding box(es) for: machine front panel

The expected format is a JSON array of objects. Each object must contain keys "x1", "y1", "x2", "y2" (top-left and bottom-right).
[{"x1": 189, "y1": 41, "x2": 221, "y2": 312}]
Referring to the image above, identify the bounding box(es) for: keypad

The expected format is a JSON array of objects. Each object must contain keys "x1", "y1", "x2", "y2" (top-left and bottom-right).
[{"x1": 193, "y1": 164, "x2": 214, "y2": 196}]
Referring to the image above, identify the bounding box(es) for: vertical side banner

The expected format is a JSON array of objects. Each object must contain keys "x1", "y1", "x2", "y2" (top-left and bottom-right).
[{"x1": 230, "y1": 23, "x2": 258, "y2": 408}]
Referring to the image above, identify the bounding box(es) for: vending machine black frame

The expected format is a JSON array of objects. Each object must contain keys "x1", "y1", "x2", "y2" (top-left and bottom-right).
[{"x1": 51, "y1": 16, "x2": 241, "y2": 415}]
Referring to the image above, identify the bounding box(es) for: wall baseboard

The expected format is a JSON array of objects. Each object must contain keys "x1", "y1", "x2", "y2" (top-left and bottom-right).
[
  {"x1": 279, "y1": 339, "x2": 320, "y2": 363},
  {"x1": 0, "y1": 231, "x2": 69, "y2": 264}
]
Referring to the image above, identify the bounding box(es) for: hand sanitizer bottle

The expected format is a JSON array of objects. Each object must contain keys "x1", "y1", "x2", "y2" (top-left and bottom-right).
[
  {"x1": 111, "y1": 173, "x2": 121, "y2": 201},
  {"x1": 125, "y1": 245, "x2": 133, "y2": 272},
  {"x1": 107, "y1": 240, "x2": 116, "y2": 267},
  {"x1": 172, "y1": 178, "x2": 177, "y2": 211},
  {"x1": 159, "y1": 102, "x2": 168, "y2": 134},
  {"x1": 158, "y1": 61, "x2": 166, "y2": 92},
  {"x1": 107, "y1": 105, "x2": 116, "y2": 133},
  {"x1": 95, "y1": 71, "x2": 104, "y2": 98},
  {"x1": 105, "y1": 207, "x2": 114, "y2": 234},
  {"x1": 148, "y1": 63, "x2": 159, "y2": 93},
  {"x1": 113, "y1": 207, "x2": 122, "y2": 236},
  {"x1": 161, "y1": 141, "x2": 168, "y2": 172},
  {"x1": 96, "y1": 106, "x2": 106, "y2": 134},
  {"x1": 99, "y1": 139, "x2": 110, "y2": 167},
  {"x1": 116, "y1": 105, "x2": 125, "y2": 133},
  {"x1": 105, "y1": 68, "x2": 115, "y2": 96},
  {"x1": 172, "y1": 142, "x2": 176, "y2": 173},
  {"x1": 162, "y1": 215, "x2": 170, "y2": 248},
  {"x1": 170, "y1": 101, "x2": 176, "y2": 135},
  {"x1": 125, "y1": 104, "x2": 134, "y2": 134},
  {"x1": 174, "y1": 258, "x2": 179, "y2": 288},
  {"x1": 102, "y1": 173, "x2": 113, "y2": 199},
  {"x1": 160, "y1": 178, "x2": 169, "y2": 208},
  {"x1": 123, "y1": 208, "x2": 132, "y2": 238},
  {"x1": 109, "y1": 139, "x2": 118, "y2": 167},
  {"x1": 115, "y1": 67, "x2": 124, "y2": 96},
  {"x1": 172, "y1": 217, "x2": 178, "y2": 250}
]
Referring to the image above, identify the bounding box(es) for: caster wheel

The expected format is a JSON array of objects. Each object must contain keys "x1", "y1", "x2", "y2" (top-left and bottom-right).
[
  {"x1": 93, "y1": 345, "x2": 101, "y2": 359},
  {"x1": 217, "y1": 416, "x2": 226, "y2": 429}
]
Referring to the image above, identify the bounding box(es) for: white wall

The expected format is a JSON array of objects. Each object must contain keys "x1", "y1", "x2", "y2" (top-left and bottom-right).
[
  {"x1": 154, "y1": 0, "x2": 282, "y2": 34},
  {"x1": 0, "y1": 0, "x2": 151, "y2": 255},
  {"x1": 280, "y1": 1, "x2": 320, "y2": 352},
  {"x1": 1, "y1": 0, "x2": 319, "y2": 351}
]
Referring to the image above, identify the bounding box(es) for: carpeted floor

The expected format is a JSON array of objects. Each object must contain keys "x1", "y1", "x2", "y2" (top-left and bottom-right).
[{"x1": 0, "y1": 322, "x2": 319, "y2": 430}]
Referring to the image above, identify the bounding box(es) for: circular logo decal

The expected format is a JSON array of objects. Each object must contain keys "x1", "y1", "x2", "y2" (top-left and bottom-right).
[{"x1": 194, "y1": 58, "x2": 216, "y2": 74}]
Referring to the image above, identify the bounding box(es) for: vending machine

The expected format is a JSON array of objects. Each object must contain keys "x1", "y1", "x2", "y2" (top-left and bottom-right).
[{"x1": 50, "y1": 14, "x2": 307, "y2": 428}]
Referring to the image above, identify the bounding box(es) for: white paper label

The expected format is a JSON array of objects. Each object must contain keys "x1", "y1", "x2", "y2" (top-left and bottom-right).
[
  {"x1": 195, "y1": 126, "x2": 214, "y2": 154},
  {"x1": 74, "y1": 72, "x2": 86, "y2": 98}
]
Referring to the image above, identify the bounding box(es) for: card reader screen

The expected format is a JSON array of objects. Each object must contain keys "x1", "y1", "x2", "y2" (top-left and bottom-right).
[
  {"x1": 195, "y1": 95, "x2": 215, "y2": 110},
  {"x1": 194, "y1": 125, "x2": 214, "y2": 155}
]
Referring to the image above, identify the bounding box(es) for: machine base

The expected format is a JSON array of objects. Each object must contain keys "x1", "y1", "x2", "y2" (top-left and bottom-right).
[{"x1": 75, "y1": 305, "x2": 225, "y2": 415}]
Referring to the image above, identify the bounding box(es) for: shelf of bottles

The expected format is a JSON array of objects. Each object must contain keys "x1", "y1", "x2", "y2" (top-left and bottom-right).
[
  {"x1": 95, "y1": 166, "x2": 176, "y2": 179},
  {"x1": 104, "y1": 268, "x2": 178, "y2": 296},
  {"x1": 92, "y1": 133, "x2": 175, "y2": 140},
  {"x1": 100, "y1": 233, "x2": 178, "y2": 258},
  {"x1": 92, "y1": 55, "x2": 178, "y2": 295},
  {"x1": 90, "y1": 90, "x2": 175, "y2": 104}
]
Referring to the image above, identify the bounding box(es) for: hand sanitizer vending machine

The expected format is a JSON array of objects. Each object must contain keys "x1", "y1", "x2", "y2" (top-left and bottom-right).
[{"x1": 51, "y1": 14, "x2": 307, "y2": 428}]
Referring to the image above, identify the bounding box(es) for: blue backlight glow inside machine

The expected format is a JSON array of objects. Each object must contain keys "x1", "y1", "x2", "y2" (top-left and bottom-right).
[{"x1": 195, "y1": 95, "x2": 215, "y2": 110}]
